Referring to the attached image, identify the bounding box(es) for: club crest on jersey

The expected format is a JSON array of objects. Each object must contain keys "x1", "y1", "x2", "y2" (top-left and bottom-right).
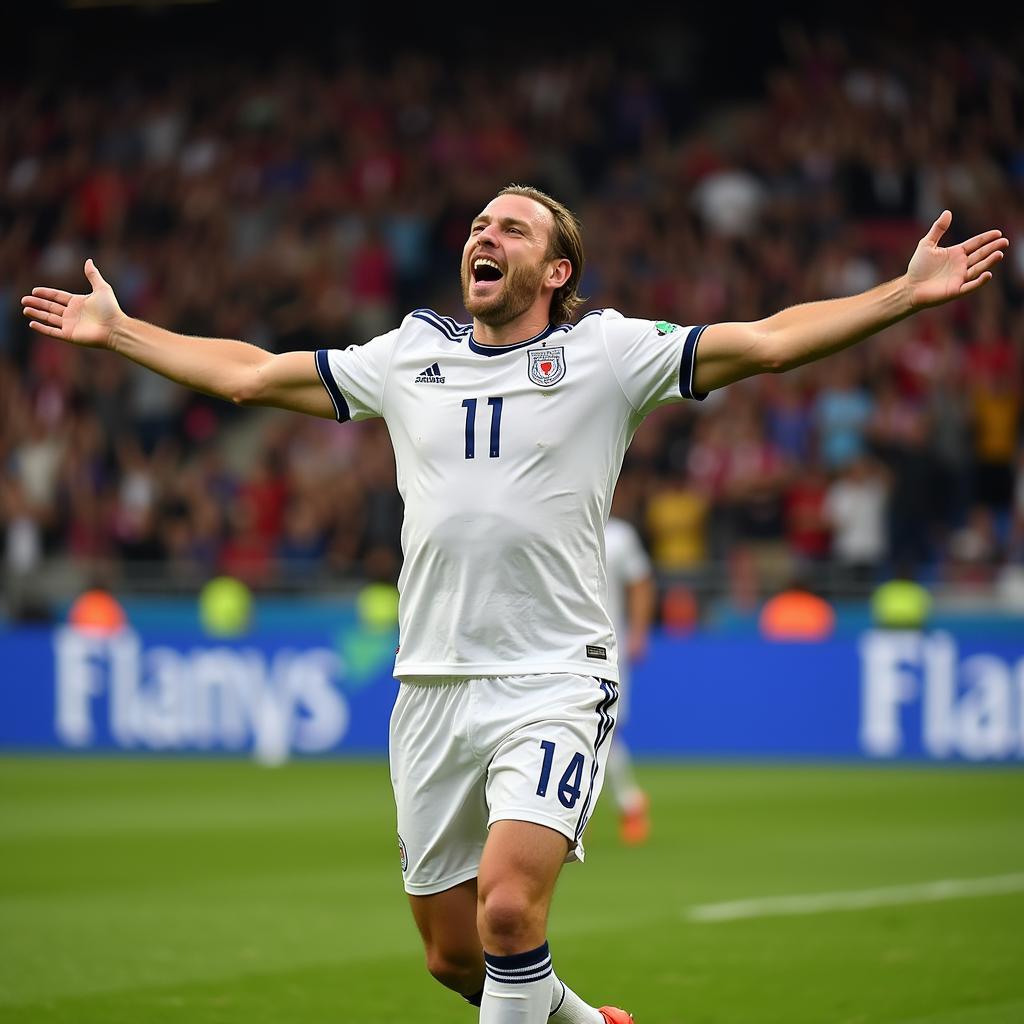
[{"x1": 527, "y1": 347, "x2": 566, "y2": 387}]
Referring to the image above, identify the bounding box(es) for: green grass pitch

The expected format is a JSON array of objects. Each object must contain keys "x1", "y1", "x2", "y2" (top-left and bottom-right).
[{"x1": 1, "y1": 758, "x2": 1022, "y2": 1023}]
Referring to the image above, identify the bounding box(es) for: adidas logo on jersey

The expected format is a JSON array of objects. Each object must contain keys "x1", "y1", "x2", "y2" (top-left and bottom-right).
[{"x1": 414, "y1": 362, "x2": 445, "y2": 384}]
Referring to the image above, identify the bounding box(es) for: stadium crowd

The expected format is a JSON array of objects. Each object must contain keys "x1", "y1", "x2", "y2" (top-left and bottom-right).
[{"x1": 2, "y1": 22, "x2": 1022, "y2": 615}]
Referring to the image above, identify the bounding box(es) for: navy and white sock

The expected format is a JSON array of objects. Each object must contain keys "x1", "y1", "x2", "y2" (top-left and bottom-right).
[
  {"x1": 548, "y1": 972, "x2": 604, "y2": 1023},
  {"x1": 480, "y1": 941, "x2": 555, "y2": 1023}
]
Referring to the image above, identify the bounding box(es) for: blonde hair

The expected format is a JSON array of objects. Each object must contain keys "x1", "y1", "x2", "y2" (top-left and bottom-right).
[{"x1": 497, "y1": 184, "x2": 586, "y2": 325}]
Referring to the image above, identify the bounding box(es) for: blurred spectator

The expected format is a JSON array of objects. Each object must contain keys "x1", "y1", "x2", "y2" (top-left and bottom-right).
[
  {"x1": 946, "y1": 506, "x2": 1000, "y2": 588},
  {"x1": 865, "y1": 374, "x2": 939, "y2": 573},
  {"x1": 645, "y1": 471, "x2": 709, "y2": 576},
  {"x1": 1012, "y1": 451, "x2": 1024, "y2": 563},
  {"x1": 277, "y1": 493, "x2": 330, "y2": 575},
  {"x1": 763, "y1": 374, "x2": 814, "y2": 466},
  {"x1": 691, "y1": 159, "x2": 766, "y2": 238},
  {"x1": 824, "y1": 456, "x2": 890, "y2": 591},
  {"x1": 966, "y1": 312, "x2": 1022, "y2": 542},
  {"x1": 785, "y1": 463, "x2": 832, "y2": 568},
  {"x1": 720, "y1": 403, "x2": 792, "y2": 606},
  {"x1": 814, "y1": 355, "x2": 875, "y2": 472}
]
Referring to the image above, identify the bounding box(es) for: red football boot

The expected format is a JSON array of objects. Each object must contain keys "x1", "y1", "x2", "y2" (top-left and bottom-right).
[{"x1": 599, "y1": 1007, "x2": 635, "y2": 1023}]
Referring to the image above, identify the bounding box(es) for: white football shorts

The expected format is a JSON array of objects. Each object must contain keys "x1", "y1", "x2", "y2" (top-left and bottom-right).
[{"x1": 389, "y1": 673, "x2": 619, "y2": 895}]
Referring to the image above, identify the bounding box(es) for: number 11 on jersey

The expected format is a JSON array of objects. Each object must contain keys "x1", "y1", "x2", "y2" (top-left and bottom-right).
[{"x1": 462, "y1": 396, "x2": 503, "y2": 459}]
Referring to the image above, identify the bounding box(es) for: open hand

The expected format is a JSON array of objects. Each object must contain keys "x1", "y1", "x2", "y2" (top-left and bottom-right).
[
  {"x1": 906, "y1": 211, "x2": 1009, "y2": 310},
  {"x1": 21, "y1": 259, "x2": 124, "y2": 348}
]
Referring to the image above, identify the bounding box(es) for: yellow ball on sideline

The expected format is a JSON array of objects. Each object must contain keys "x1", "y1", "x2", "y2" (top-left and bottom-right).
[
  {"x1": 199, "y1": 576, "x2": 253, "y2": 638},
  {"x1": 357, "y1": 582, "x2": 400, "y2": 632},
  {"x1": 871, "y1": 579, "x2": 931, "y2": 630}
]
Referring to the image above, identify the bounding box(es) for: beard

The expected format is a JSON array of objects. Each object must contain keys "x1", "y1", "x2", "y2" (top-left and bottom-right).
[{"x1": 462, "y1": 256, "x2": 549, "y2": 327}]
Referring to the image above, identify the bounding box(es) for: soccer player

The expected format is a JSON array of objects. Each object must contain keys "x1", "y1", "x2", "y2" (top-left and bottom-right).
[
  {"x1": 22, "y1": 186, "x2": 1008, "y2": 1024},
  {"x1": 603, "y1": 513, "x2": 656, "y2": 845}
]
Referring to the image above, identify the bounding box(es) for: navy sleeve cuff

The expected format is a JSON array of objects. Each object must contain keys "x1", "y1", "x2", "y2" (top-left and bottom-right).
[
  {"x1": 679, "y1": 325, "x2": 709, "y2": 401},
  {"x1": 315, "y1": 349, "x2": 352, "y2": 422}
]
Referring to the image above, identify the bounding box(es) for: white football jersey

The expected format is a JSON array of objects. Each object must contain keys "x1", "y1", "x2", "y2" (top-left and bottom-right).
[{"x1": 317, "y1": 309, "x2": 706, "y2": 680}]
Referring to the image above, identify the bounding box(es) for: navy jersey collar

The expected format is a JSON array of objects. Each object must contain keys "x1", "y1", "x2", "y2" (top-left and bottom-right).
[{"x1": 468, "y1": 322, "x2": 560, "y2": 356}]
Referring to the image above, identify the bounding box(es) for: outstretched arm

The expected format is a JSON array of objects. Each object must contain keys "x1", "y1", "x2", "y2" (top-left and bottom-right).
[
  {"x1": 21, "y1": 260, "x2": 335, "y2": 419},
  {"x1": 692, "y1": 211, "x2": 1009, "y2": 394}
]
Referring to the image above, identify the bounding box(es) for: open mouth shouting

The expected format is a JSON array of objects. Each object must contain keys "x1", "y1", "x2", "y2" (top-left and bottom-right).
[{"x1": 470, "y1": 255, "x2": 505, "y2": 292}]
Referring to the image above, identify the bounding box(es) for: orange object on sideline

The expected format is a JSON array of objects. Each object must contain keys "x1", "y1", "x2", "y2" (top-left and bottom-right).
[
  {"x1": 68, "y1": 589, "x2": 126, "y2": 635},
  {"x1": 758, "y1": 589, "x2": 835, "y2": 641},
  {"x1": 620, "y1": 793, "x2": 651, "y2": 846},
  {"x1": 661, "y1": 584, "x2": 698, "y2": 635}
]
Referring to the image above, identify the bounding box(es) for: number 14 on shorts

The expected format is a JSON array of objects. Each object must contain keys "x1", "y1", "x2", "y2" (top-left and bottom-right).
[{"x1": 536, "y1": 740, "x2": 586, "y2": 808}]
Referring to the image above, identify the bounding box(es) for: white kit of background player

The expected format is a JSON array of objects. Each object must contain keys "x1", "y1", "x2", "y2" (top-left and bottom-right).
[{"x1": 602, "y1": 515, "x2": 656, "y2": 844}]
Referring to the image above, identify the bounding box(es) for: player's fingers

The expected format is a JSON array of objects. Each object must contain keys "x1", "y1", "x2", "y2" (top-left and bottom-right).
[
  {"x1": 963, "y1": 230, "x2": 1007, "y2": 257},
  {"x1": 22, "y1": 305, "x2": 64, "y2": 328},
  {"x1": 26, "y1": 319, "x2": 66, "y2": 339},
  {"x1": 21, "y1": 296, "x2": 66, "y2": 316},
  {"x1": 967, "y1": 250, "x2": 1004, "y2": 279},
  {"x1": 30, "y1": 286, "x2": 72, "y2": 305},
  {"x1": 960, "y1": 271, "x2": 993, "y2": 296},
  {"x1": 925, "y1": 209, "x2": 952, "y2": 245}
]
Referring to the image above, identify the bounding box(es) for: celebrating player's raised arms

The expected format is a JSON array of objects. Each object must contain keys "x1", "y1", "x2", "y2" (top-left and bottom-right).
[
  {"x1": 22, "y1": 260, "x2": 336, "y2": 419},
  {"x1": 691, "y1": 211, "x2": 1008, "y2": 393}
]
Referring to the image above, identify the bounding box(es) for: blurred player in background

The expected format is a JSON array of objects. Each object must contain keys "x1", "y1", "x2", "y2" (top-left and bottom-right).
[
  {"x1": 23, "y1": 185, "x2": 1008, "y2": 1024},
  {"x1": 603, "y1": 511, "x2": 655, "y2": 845}
]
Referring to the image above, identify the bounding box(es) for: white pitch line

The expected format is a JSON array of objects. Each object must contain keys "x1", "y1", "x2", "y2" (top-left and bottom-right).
[{"x1": 686, "y1": 873, "x2": 1024, "y2": 923}]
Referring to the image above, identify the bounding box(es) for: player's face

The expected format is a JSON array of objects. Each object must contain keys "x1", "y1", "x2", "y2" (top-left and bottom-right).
[{"x1": 461, "y1": 195, "x2": 557, "y2": 327}]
